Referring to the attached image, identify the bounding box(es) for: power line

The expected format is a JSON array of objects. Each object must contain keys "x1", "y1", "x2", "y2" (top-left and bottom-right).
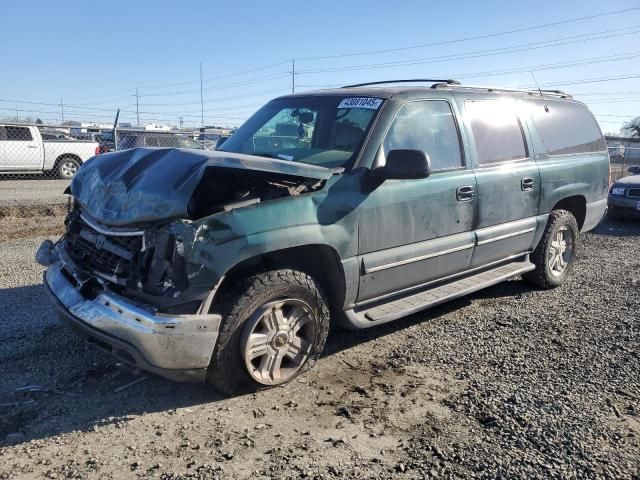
[
  {"x1": 297, "y1": 51, "x2": 640, "y2": 90},
  {"x1": 139, "y1": 60, "x2": 291, "y2": 89},
  {"x1": 297, "y1": 26, "x2": 640, "y2": 74},
  {"x1": 296, "y1": 6, "x2": 640, "y2": 61},
  {"x1": 138, "y1": 72, "x2": 289, "y2": 97}
]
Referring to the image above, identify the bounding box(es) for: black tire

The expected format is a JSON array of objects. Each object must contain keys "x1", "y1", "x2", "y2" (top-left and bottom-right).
[
  {"x1": 524, "y1": 209, "x2": 579, "y2": 289},
  {"x1": 206, "y1": 269, "x2": 330, "y2": 395},
  {"x1": 57, "y1": 157, "x2": 80, "y2": 179}
]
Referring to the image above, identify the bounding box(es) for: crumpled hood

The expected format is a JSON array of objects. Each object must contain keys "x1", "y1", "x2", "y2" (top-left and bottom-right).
[
  {"x1": 71, "y1": 148, "x2": 333, "y2": 226},
  {"x1": 614, "y1": 174, "x2": 640, "y2": 186}
]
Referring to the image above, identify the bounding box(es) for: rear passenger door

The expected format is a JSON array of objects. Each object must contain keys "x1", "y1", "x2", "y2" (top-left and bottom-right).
[{"x1": 460, "y1": 98, "x2": 541, "y2": 267}]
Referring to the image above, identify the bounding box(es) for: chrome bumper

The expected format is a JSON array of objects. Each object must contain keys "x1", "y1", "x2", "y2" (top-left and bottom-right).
[{"x1": 43, "y1": 243, "x2": 221, "y2": 381}]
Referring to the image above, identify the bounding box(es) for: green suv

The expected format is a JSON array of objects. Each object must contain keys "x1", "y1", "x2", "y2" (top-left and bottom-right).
[{"x1": 38, "y1": 80, "x2": 609, "y2": 394}]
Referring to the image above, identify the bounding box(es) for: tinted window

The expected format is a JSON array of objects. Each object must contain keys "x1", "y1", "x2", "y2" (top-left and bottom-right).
[
  {"x1": 383, "y1": 100, "x2": 463, "y2": 171},
  {"x1": 466, "y1": 100, "x2": 527, "y2": 164},
  {"x1": 528, "y1": 100, "x2": 605, "y2": 156},
  {"x1": 5, "y1": 126, "x2": 33, "y2": 141}
]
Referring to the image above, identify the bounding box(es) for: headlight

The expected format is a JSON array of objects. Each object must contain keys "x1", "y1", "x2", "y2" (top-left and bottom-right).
[{"x1": 611, "y1": 187, "x2": 626, "y2": 196}]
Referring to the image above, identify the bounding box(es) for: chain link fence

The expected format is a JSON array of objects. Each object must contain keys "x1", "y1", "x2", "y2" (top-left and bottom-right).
[
  {"x1": 609, "y1": 145, "x2": 640, "y2": 182},
  {"x1": 0, "y1": 122, "x2": 232, "y2": 240}
]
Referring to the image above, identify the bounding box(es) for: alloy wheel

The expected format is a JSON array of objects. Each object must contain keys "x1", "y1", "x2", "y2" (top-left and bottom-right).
[{"x1": 241, "y1": 298, "x2": 317, "y2": 385}]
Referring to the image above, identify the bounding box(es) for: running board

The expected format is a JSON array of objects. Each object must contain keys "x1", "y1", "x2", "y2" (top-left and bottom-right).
[{"x1": 341, "y1": 258, "x2": 535, "y2": 329}]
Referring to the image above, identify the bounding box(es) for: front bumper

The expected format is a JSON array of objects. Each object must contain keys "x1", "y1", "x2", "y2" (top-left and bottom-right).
[
  {"x1": 43, "y1": 243, "x2": 221, "y2": 382},
  {"x1": 608, "y1": 195, "x2": 640, "y2": 219}
]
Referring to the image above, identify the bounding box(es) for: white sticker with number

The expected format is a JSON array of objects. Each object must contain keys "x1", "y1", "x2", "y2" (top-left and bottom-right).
[{"x1": 338, "y1": 97, "x2": 383, "y2": 109}]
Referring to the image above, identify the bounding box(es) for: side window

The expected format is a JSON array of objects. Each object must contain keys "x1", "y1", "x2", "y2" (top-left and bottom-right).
[
  {"x1": 528, "y1": 100, "x2": 605, "y2": 156},
  {"x1": 465, "y1": 100, "x2": 527, "y2": 165},
  {"x1": 383, "y1": 100, "x2": 463, "y2": 171},
  {"x1": 5, "y1": 126, "x2": 33, "y2": 141}
]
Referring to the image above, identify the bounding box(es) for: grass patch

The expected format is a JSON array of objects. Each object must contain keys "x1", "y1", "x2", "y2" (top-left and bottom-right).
[{"x1": 0, "y1": 205, "x2": 67, "y2": 241}]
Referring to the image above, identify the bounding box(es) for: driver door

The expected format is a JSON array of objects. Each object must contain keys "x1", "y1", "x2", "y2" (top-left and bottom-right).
[{"x1": 357, "y1": 99, "x2": 477, "y2": 302}]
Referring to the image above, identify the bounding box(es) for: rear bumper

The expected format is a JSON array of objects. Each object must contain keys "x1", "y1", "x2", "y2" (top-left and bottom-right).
[
  {"x1": 43, "y1": 244, "x2": 221, "y2": 382},
  {"x1": 582, "y1": 198, "x2": 608, "y2": 232}
]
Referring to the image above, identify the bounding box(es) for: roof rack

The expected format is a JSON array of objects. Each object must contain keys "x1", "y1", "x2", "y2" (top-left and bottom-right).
[
  {"x1": 341, "y1": 79, "x2": 460, "y2": 88},
  {"x1": 431, "y1": 83, "x2": 572, "y2": 99}
]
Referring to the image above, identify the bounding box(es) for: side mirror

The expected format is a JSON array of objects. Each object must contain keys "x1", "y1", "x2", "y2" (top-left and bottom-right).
[
  {"x1": 628, "y1": 165, "x2": 640, "y2": 174},
  {"x1": 374, "y1": 149, "x2": 431, "y2": 180}
]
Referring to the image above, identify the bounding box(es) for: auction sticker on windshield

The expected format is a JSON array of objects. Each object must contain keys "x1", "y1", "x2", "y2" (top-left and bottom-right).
[{"x1": 338, "y1": 97, "x2": 383, "y2": 109}]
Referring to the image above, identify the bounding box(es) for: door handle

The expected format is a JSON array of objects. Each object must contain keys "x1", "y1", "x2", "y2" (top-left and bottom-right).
[
  {"x1": 27, "y1": 145, "x2": 38, "y2": 148},
  {"x1": 456, "y1": 185, "x2": 475, "y2": 201},
  {"x1": 521, "y1": 177, "x2": 534, "y2": 191}
]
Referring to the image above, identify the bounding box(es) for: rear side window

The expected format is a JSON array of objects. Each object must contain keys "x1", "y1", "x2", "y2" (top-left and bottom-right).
[
  {"x1": 465, "y1": 100, "x2": 527, "y2": 165},
  {"x1": 383, "y1": 100, "x2": 463, "y2": 171},
  {"x1": 528, "y1": 100, "x2": 605, "y2": 156},
  {"x1": 5, "y1": 126, "x2": 33, "y2": 141}
]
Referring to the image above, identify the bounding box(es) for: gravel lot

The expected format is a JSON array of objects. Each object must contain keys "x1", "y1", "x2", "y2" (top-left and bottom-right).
[
  {"x1": 0, "y1": 178, "x2": 70, "y2": 207},
  {"x1": 0, "y1": 220, "x2": 639, "y2": 479}
]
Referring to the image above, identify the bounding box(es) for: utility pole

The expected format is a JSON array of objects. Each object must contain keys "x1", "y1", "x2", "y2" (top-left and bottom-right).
[
  {"x1": 179, "y1": 116, "x2": 183, "y2": 128},
  {"x1": 15, "y1": 107, "x2": 18, "y2": 122},
  {"x1": 135, "y1": 87, "x2": 140, "y2": 126},
  {"x1": 60, "y1": 98, "x2": 64, "y2": 124},
  {"x1": 291, "y1": 59, "x2": 296, "y2": 94},
  {"x1": 200, "y1": 62, "x2": 204, "y2": 127}
]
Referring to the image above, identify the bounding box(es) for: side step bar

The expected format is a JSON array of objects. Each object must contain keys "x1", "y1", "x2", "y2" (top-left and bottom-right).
[{"x1": 341, "y1": 257, "x2": 535, "y2": 329}]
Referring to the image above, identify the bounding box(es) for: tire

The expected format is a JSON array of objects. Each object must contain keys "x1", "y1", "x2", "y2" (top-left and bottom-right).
[
  {"x1": 57, "y1": 157, "x2": 80, "y2": 179},
  {"x1": 524, "y1": 209, "x2": 579, "y2": 289},
  {"x1": 206, "y1": 269, "x2": 330, "y2": 395}
]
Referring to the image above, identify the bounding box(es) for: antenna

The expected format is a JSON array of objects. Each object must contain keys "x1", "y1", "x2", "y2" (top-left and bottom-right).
[{"x1": 530, "y1": 72, "x2": 549, "y2": 112}]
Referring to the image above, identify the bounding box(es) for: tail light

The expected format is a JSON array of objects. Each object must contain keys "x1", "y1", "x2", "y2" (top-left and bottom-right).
[{"x1": 95, "y1": 146, "x2": 101, "y2": 155}]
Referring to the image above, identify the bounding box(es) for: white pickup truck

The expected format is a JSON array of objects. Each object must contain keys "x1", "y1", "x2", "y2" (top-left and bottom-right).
[{"x1": 0, "y1": 125, "x2": 98, "y2": 179}]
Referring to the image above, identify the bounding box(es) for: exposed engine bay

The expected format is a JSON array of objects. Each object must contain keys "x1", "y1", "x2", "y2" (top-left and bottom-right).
[{"x1": 187, "y1": 167, "x2": 323, "y2": 219}]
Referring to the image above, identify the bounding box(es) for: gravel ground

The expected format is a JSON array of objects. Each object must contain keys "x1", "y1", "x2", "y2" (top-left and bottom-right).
[
  {"x1": 0, "y1": 178, "x2": 70, "y2": 207},
  {"x1": 0, "y1": 220, "x2": 639, "y2": 479}
]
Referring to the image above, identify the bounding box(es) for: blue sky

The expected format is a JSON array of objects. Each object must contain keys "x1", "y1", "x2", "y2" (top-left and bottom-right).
[{"x1": 0, "y1": 0, "x2": 638, "y2": 132}]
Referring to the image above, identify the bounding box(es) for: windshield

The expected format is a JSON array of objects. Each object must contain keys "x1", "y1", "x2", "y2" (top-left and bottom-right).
[{"x1": 219, "y1": 95, "x2": 383, "y2": 169}]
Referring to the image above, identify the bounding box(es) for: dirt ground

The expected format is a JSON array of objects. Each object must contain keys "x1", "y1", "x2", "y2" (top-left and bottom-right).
[{"x1": 0, "y1": 219, "x2": 639, "y2": 479}]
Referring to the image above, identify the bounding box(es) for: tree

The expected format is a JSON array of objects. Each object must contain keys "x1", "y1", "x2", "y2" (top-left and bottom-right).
[
  {"x1": 35, "y1": 118, "x2": 43, "y2": 124},
  {"x1": 622, "y1": 117, "x2": 640, "y2": 138}
]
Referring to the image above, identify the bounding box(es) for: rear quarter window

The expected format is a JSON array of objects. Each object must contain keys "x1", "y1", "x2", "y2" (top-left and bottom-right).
[{"x1": 527, "y1": 99, "x2": 605, "y2": 156}]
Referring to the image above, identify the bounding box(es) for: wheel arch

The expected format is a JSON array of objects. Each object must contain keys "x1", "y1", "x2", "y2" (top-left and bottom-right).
[
  {"x1": 213, "y1": 244, "x2": 347, "y2": 313},
  {"x1": 551, "y1": 195, "x2": 586, "y2": 230}
]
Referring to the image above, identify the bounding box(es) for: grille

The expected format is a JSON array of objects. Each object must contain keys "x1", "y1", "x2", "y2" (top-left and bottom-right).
[
  {"x1": 627, "y1": 188, "x2": 640, "y2": 198},
  {"x1": 67, "y1": 218, "x2": 142, "y2": 277}
]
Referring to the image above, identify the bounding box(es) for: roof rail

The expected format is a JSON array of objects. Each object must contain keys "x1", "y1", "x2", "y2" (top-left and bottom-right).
[
  {"x1": 342, "y1": 79, "x2": 460, "y2": 88},
  {"x1": 431, "y1": 83, "x2": 572, "y2": 99}
]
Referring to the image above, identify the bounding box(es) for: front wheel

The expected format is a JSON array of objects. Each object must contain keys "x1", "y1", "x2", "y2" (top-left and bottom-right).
[
  {"x1": 206, "y1": 269, "x2": 330, "y2": 395},
  {"x1": 524, "y1": 209, "x2": 579, "y2": 289}
]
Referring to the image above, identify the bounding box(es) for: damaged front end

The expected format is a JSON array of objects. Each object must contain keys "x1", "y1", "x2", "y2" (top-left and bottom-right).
[{"x1": 38, "y1": 147, "x2": 332, "y2": 381}]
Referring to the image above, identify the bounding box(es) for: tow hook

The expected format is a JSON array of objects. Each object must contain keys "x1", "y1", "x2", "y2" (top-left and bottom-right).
[{"x1": 35, "y1": 240, "x2": 55, "y2": 266}]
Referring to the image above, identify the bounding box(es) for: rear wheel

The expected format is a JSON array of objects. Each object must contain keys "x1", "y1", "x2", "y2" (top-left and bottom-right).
[
  {"x1": 524, "y1": 209, "x2": 579, "y2": 289},
  {"x1": 206, "y1": 269, "x2": 330, "y2": 395},
  {"x1": 57, "y1": 157, "x2": 80, "y2": 179}
]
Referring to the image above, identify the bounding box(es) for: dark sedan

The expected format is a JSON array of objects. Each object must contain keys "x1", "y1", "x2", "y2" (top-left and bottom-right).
[{"x1": 608, "y1": 166, "x2": 640, "y2": 220}]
